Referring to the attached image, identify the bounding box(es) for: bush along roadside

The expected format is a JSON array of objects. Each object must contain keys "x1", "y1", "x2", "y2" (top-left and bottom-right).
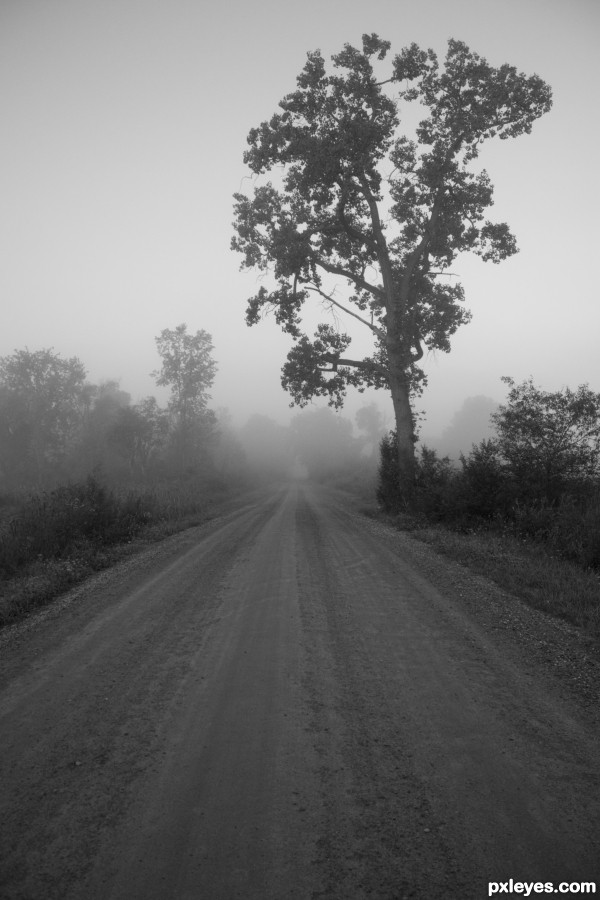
[
  {"x1": 0, "y1": 475, "x2": 226, "y2": 628},
  {"x1": 376, "y1": 433, "x2": 600, "y2": 638}
]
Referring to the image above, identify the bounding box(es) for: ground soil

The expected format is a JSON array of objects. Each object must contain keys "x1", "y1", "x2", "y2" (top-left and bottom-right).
[{"x1": 1, "y1": 482, "x2": 598, "y2": 899}]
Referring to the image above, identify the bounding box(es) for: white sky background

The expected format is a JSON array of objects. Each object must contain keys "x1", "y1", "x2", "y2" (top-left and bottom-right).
[{"x1": 1, "y1": 0, "x2": 598, "y2": 434}]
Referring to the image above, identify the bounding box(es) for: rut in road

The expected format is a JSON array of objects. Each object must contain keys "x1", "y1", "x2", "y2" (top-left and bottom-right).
[{"x1": 0, "y1": 483, "x2": 598, "y2": 900}]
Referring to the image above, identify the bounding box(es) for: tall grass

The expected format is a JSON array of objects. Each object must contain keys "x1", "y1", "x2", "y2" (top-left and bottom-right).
[
  {"x1": 0, "y1": 478, "x2": 154, "y2": 575},
  {"x1": 0, "y1": 475, "x2": 226, "y2": 627}
]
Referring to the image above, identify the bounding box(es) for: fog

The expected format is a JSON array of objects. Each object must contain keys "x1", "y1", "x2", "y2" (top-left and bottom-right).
[{"x1": 1, "y1": 0, "x2": 598, "y2": 459}]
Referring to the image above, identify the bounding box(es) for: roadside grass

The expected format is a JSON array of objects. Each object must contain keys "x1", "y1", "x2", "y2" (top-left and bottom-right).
[
  {"x1": 371, "y1": 511, "x2": 600, "y2": 638},
  {"x1": 0, "y1": 476, "x2": 230, "y2": 629}
]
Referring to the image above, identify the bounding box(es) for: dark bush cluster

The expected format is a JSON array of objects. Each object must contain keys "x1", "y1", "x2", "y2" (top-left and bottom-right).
[
  {"x1": 378, "y1": 434, "x2": 600, "y2": 570},
  {"x1": 379, "y1": 380, "x2": 600, "y2": 570}
]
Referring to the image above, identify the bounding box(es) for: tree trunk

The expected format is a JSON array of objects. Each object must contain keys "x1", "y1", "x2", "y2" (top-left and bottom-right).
[{"x1": 387, "y1": 350, "x2": 417, "y2": 504}]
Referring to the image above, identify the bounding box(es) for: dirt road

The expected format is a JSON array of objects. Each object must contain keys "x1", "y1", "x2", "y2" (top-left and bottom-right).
[{"x1": 1, "y1": 483, "x2": 598, "y2": 899}]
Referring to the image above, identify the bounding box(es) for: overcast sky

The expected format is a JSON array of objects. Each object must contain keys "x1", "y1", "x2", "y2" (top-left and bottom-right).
[{"x1": 1, "y1": 0, "x2": 598, "y2": 433}]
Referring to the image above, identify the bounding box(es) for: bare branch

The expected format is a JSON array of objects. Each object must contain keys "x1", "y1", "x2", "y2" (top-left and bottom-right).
[
  {"x1": 320, "y1": 353, "x2": 388, "y2": 377},
  {"x1": 305, "y1": 285, "x2": 385, "y2": 338},
  {"x1": 315, "y1": 258, "x2": 384, "y2": 302}
]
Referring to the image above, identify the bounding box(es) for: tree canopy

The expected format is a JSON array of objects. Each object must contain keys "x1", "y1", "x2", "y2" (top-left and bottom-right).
[{"x1": 232, "y1": 34, "x2": 552, "y2": 494}]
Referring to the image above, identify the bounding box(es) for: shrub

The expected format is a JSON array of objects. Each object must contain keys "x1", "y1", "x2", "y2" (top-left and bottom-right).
[
  {"x1": 377, "y1": 430, "x2": 600, "y2": 570},
  {"x1": 459, "y1": 439, "x2": 514, "y2": 520},
  {"x1": 413, "y1": 446, "x2": 462, "y2": 523},
  {"x1": 511, "y1": 491, "x2": 600, "y2": 569},
  {"x1": 377, "y1": 436, "x2": 462, "y2": 522}
]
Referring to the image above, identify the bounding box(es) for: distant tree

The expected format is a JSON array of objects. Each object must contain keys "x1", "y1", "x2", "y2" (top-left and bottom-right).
[
  {"x1": 232, "y1": 34, "x2": 552, "y2": 502},
  {"x1": 290, "y1": 407, "x2": 359, "y2": 480},
  {"x1": 355, "y1": 402, "x2": 386, "y2": 458},
  {"x1": 431, "y1": 395, "x2": 499, "y2": 460},
  {"x1": 152, "y1": 324, "x2": 217, "y2": 474},
  {"x1": 492, "y1": 377, "x2": 600, "y2": 503},
  {"x1": 211, "y1": 409, "x2": 247, "y2": 481},
  {"x1": 108, "y1": 397, "x2": 169, "y2": 479},
  {"x1": 239, "y1": 414, "x2": 293, "y2": 480},
  {"x1": 0, "y1": 348, "x2": 88, "y2": 485},
  {"x1": 75, "y1": 381, "x2": 132, "y2": 477}
]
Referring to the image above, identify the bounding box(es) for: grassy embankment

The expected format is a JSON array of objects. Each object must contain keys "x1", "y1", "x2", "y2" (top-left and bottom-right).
[
  {"x1": 0, "y1": 475, "x2": 231, "y2": 628},
  {"x1": 366, "y1": 504, "x2": 600, "y2": 640}
]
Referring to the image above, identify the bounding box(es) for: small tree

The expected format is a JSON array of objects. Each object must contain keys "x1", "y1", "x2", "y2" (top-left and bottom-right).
[
  {"x1": 232, "y1": 35, "x2": 551, "y2": 502},
  {"x1": 492, "y1": 377, "x2": 600, "y2": 503},
  {"x1": 355, "y1": 402, "x2": 386, "y2": 459},
  {"x1": 153, "y1": 324, "x2": 217, "y2": 474}
]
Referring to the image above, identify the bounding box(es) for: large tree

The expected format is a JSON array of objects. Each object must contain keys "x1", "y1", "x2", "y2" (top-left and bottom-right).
[{"x1": 232, "y1": 35, "x2": 552, "y2": 499}]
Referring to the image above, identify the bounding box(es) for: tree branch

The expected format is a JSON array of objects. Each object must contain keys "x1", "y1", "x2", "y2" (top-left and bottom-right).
[
  {"x1": 320, "y1": 353, "x2": 388, "y2": 377},
  {"x1": 316, "y1": 258, "x2": 384, "y2": 302},
  {"x1": 404, "y1": 189, "x2": 445, "y2": 284},
  {"x1": 357, "y1": 174, "x2": 395, "y2": 300},
  {"x1": 305, "y1": 284, "x2": 385, "y2": 337}
]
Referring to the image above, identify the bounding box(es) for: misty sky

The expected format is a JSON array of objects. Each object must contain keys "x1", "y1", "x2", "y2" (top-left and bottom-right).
[{"x1": 1, "y1": 0, "x2": 598, "y2": 435}]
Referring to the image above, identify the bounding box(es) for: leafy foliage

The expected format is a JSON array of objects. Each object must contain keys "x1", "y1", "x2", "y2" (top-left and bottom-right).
[{"x1": 492, "y1": 378, "x2": 600, "y2": 502}]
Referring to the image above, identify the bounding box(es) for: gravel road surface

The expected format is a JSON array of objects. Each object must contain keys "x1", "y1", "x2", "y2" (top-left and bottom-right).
[{"x1": 1, "y1": 482, "x2": 598, "y2": 899}]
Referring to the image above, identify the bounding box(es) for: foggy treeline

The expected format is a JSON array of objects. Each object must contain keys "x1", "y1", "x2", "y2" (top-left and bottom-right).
[
  {"x1": 0, "y1": 333, "x2": 391, "y2": 625},
  {"x1": 2, "y1": 336, "x2": 600, "y2": 632},
  {"x1": 0, "y1": 341, "x2": 389, "y2": 495}
]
